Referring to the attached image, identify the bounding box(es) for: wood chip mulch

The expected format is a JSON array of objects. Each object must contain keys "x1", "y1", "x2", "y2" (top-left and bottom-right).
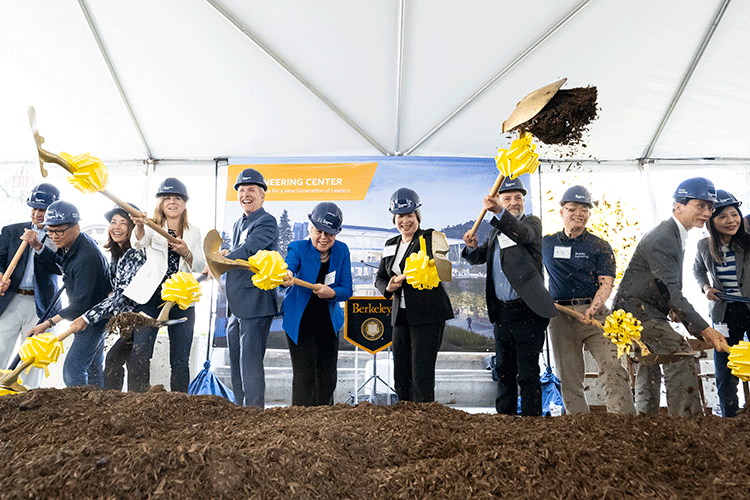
[{"x1": 1, "y1": 387, "x2": 749, "y2": 499}]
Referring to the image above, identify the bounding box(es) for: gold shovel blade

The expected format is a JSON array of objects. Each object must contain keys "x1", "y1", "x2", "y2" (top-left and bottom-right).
[
  {"x1": 502, "y1": 78, "x2": 567, "y2": 133},
  {"x1": 203, "y1": 229, "x2": 256, "y2": 282},
  {"x1": 432, "y1": 231, "x2": 452, "y2": 282},
  {"x1": 28, "y1": 106, "x2": 48, "y2": 177},
  {"x1": 0, "y1": 369, "x2": 28, "y2": 394}
]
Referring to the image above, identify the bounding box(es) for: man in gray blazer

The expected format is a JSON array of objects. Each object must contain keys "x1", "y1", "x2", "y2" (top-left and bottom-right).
[
  {"x1": 614, "y1": 177, "x2": 729, "y2": 417},
  {"x1": 223, "y1": 168, "x2": 279, "y2": 407},
  {"x1": 463, "y1": 177, "x2": 557, "y2": 416}
]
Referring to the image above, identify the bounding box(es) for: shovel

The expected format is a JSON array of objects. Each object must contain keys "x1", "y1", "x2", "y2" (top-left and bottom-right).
[
  {"x1": 0, "y1": 325, "x2": 77, "y2": 393},
  {"x1": 502, "y1": 78, "x2": 567, "y2": 133},
  {"x1": 28, "y1": 106, "x2": 180, "y2": 246},
  {"x1": 202, "y1": 230, "x2": 317, "y2": 290}
]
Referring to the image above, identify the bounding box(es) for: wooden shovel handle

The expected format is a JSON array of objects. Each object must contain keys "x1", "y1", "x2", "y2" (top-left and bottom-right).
[
  {"x1": 100, "y1": 190, "x2": 180, "y2": 245},
  {"x1": 292, "y1": 277, "x2": 319, "y2": 290},
  {"x1": 554, "y1": 303, "x2": 604, "y2": 330},
  {"x1": 1, "y1": 241, "x2": 28, "y2": 285},
  {"x1": 466, "y1": 173, "x2": 506, "y2": 240}
]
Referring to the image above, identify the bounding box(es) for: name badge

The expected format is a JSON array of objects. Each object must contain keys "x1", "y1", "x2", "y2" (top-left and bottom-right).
[
  {"x1": 382, "y1": 244, "x2": 397, "y2": 258},
  {"x1": 553, "y1": 246, "x2": 572, "y2": 259},
  {"x1": 152, "y1": 235, "x2": 168, "y2": 253},
  {"x1": 325, "y1": 271, "x2": 336, "y2": 286},
  {"x1": 497, "y1": 233, "x2": 517, "y2": 249}
]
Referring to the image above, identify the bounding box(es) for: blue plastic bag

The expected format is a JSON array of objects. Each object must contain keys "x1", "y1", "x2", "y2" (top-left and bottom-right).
[{"x1": 188, "y1": 360, "x2": 235, "y2": 403}]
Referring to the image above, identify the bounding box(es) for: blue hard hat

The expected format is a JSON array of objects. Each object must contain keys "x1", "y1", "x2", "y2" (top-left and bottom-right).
[
  {"x1": 497, "y1": 177, "x2": 527, "y2": 196},
  {"x1": 44, "y1": 200, "x2": 81, "y2": 227},
  {"x1": 234, "y1": 168, "x2": 267, "y2": 191},
  {"x1": 308, "y1": 202, "x2": 343, "y2": 235},
  {"x1": 104, "y1": 203, "x2": 140, "y2": 223},
  {"x1": 714, "y1": 189, "x2": 741, "y2": 211},
  {"x1": 389, "y1": 188, "x2": 421, "y2": 214},
  {"x1": 26, "y1": 183, "x2": 60, "y2": 209},
  {"x1": 560, "y1": 185, "x2": 594, "y2": 207},
  {"x1": 673, "y1": 177, "x2": 717, "y2": 203},
  {"x1": 156, "y1": 178, "x2": 189, "y2": 201}
]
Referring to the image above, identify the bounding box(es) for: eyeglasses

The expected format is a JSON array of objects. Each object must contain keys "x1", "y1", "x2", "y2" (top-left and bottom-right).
[{"x1": 47, "y1": 224, "x2": 74, "y2": 237}]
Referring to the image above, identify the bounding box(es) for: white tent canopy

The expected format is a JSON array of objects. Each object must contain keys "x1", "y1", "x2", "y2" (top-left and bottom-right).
[{"x1": 2, "y1": 0, "x2": 749, "y2": 169}]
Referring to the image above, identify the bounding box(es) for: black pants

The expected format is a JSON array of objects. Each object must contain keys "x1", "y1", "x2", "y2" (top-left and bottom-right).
[
  {"x1": 392, "y1": 309, "x2": 444, "y2": 403},
  {"x1": 493, "y1": 299, "x2": 548, "y2": 416},
  {"x1": 286, "y1": 321, "x2": 339, "y2": 406}
]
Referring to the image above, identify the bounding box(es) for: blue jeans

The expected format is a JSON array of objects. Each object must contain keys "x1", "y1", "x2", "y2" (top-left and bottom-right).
[
  {"x1": 714, "y1": 302, "x2": 750, "y2": 418},
  {"x1": 492, "y1": 299, "x2": 549, "y2": 416},
  {"x1": 227, "y1": 314, "x2": 273, "y2": 407},
  {"x1": 62, "y1": 319, "x2": 106, "y2": 388},
  {"x1": 129, "y1": 291, "x2": 196, "y2": 392}
]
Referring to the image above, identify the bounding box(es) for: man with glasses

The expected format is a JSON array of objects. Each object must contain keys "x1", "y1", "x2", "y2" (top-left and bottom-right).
[
  {"x1": 542, "y1": 186, "x2": 635, "y2": 415},
  {"x1": 0, "y1": 184, "x2": 61, "y2": 387},
  {"x1": 25, "y1": 200, "x2": 111, "y2": 387},
  {"x1": 614, "y1": 177, "x2": 729, "y2": 416}
]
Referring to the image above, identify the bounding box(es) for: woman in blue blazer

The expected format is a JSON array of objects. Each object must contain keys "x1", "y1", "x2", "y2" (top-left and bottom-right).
[{"x1": 282, "y1": 202, "x2": 353, "y2": 406}]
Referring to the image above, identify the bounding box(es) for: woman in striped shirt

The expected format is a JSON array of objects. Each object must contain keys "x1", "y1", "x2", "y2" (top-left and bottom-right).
[{"x1": 694, "y1": 189, "x2": 750, "y2": 417}]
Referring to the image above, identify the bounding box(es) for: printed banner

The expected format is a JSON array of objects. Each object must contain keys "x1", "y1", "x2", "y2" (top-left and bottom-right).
[
  {"x1": 344, "y1": 297, "x2": 393, "y2": 354},
  {"x1": 226, "y1": 163, "x2": 378, "y2": 201}
]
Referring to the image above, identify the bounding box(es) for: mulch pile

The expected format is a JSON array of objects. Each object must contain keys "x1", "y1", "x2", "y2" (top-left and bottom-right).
[
  {"x1": 2, "y1": 387, "x2": 749, "y2": 499},
  {"x1": 513, "y1": 86, "x2": 598, "y2": 147}
]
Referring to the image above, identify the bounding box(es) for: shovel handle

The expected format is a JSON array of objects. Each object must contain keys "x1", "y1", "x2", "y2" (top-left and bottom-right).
[
  {"x1": 0, "y1": 325, "x2": 78, "y2": 389},
  {"x1": 100, "y1": 190, "x2": 181, "y2": 246},
  {"x1": 292, "y1": 278, "x2": 319, "y2": 290},
  {"x1": 554, "y1": 303, "x2": 604, "y2": 330},
  {"x1": 1, "y1": 241, "x2": 28, "y2": 287},
  {"x1": 466, "y1": 173, "x2": 505, "y2": 240}
]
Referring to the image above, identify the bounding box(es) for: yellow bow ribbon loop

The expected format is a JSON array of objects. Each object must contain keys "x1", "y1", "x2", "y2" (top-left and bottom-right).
[
  {"x1": 247, "y1": 250, "x2": 289, "y2": 290},
  {"x1": 404, "y1": 235, "x2": 441, "y2": 290},
  {"x1": 728, "y1": 341, "x2": 750, "y2": 382},
  {"x1": 161, "y1": 272, "x2": 203, "y2": 310},
  {"x1": 17, "y1": 332, "x2": 64, "y2": 377},
  {"x1": 602, "y1": 309, "x2": 644, "y2": 359},
  {"x1": 60, "y1": 152, "x2": 109, "y2": 193},
  {"x1": 495, "y1": 131, "x2": 540, "y2": 179}
]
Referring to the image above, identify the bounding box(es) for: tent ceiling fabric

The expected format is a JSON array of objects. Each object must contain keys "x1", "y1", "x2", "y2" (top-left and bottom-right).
[{"x1": 1, "y1": 0, "x2": 749, "y2": 166}]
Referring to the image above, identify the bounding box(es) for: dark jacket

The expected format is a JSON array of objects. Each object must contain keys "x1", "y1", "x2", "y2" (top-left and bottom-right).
[
  {"x1": 461, "y1": 211, "x2": 557, "y2": 322},
  {"x1": 225, "y1": 207, "x2": 280, "y2": 319},
  {"x1": 614, "y1": 217, "x2": 709, "y2": 336},
  {"x1": 375, "y1": 228, "x2": 454, "y2": 327},
  {"x1": 0, "y1": 222, "x2": 59, "y2": 318},
  {"x1": 37, "y1": 232, "x2": 111, "y2": 321}
]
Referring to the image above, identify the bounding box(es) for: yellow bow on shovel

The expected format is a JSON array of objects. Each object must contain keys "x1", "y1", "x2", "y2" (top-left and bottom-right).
[
  {"x1": 727, "y1": 341, "x2": 750, "y2": 382},
  {"x1": 0, "y1": 326, "x2": 76, "y2": 394}
]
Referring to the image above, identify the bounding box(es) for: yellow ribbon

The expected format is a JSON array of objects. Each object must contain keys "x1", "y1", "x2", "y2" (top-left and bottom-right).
[
  {"x1": 247, "y1": 250, "x2": 289, "y2": 290},
  {"x1": 404, "y1": 236, "x2": 441, "y2": 290},
  {"x1": 17, "y1": 332, "x2": 64, "y2": 377},
  {"x1": 495, "y1": 132, "x2": 540, "y2": 179},
  {"x1": 161, "y1": 272, "x2": 203, "y2": 310},
  {"x1": 602, "y1": 309, "x2": 644, "y2": 359},
  {"x1": 728, "y1": 341, "x2": 750, "y2": 382},
  {"x1": 60, "y1": 152, "x2": 109, "y2": 193}
]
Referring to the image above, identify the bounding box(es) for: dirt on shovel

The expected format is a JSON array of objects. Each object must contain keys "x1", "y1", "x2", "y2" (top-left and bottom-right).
[{"x1": 512, "y1": 86, "x2": 598, "y2": 146}]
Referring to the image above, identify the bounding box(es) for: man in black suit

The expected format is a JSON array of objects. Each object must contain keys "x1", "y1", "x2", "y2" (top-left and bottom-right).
[
  {"x1": 0, "y1": 183, "x2": 61, "y2": 387},
  {"x1": 462, "y1": 177, "x2": 557, "y2": 416}
]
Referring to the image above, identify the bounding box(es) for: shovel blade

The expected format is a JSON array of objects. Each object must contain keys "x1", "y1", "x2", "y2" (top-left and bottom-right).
[{"x1": 431, "y1": 231, "x2": 452, "y2": 282}]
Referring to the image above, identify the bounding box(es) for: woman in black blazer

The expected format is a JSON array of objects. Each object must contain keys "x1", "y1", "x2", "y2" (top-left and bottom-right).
[{"x1": 375, "y1": 188, "x2": 453, "y2": 403}]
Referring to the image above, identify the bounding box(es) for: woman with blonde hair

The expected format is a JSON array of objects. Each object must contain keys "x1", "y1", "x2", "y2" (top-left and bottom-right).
[{"x1": 124, "y1": 178, "x2": 205, "y2": 392}]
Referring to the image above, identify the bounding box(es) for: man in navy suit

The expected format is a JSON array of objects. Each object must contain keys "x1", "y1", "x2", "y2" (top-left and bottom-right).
[
  {"x1": 463, "y1": 177, "x2": 557, "y2": 416},
  {"x1": 222, "y1": 168, "x2": 279, "y2": 407},
  {"x1": 0, "y1": 183, "x2": 61, "y2": 387}
]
